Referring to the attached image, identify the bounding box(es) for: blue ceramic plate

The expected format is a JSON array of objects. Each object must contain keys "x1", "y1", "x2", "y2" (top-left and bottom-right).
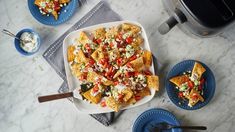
[
  {"x1": 28, "y1": 0, "x2": 78, "y2": 25},
  {"x1": 132, "y1": 108, "x2": 182, "y2": 132},
  {"x1": 166, "y1": 60, "x2": 216, "y2": 110},
  {"x1": 15, "y1": 28, "x2": 41, "y2": 56}
]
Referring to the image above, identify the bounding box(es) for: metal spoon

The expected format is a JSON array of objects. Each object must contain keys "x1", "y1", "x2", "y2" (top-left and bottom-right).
[{"x1": 2, "y1": 29, "x2": 31, "y2": 44}]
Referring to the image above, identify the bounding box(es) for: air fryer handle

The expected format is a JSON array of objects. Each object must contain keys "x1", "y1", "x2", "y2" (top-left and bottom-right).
[
  {"x1": 158, "y1": 9, "x2": 187, "y2": 35},
  {"x1": 158, "y1": 16, "x2": 178, "y2": 35}
]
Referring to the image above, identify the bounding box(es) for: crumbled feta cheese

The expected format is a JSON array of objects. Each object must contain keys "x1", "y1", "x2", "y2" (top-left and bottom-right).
[
  {"x1": 47, "y1": 9, "x2": 53, "y2": 13},
  {"x1": 122, "y1": 32, "x2": 131, "y2": 39},
  {"x1": 109, "y1": 51, "x2": 117, "y2": 61},
  {"x1": 115, "y1": 84, "x2": 126, "y2": 92},
  {"x1": 73, "y1": 49, "x2": 79, "y2": 55},
  {"x1": 111, "y1": 87, "x2": 119, "y2": 100},
  {"x1": 125, "y1": 45, "x2": 135, "y2": 58}
]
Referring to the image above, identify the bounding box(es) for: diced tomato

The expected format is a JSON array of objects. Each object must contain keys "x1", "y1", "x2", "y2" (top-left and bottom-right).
[
  {"x1": 135, "y1": 95, "x2": 142, "y2": 101},
  {"x1": 85, "y1": 44, "x2": 92, "y2": 53},
  {"x1": 200, "y1": 78, "x2": 205, "y2": 85},
  {"x1": 101, "y1": 101, "x2": 106, "y2": 107},
  {"x1": 125, "y1": 72, "x2": 135, "y2": 78},
  {"x1": 102, "y1": 44, "x2": 107, "y2": 51},
  {"x1": 110, "y1": 42, "x2": 114, "y2": 48},
  {"x1": 117, "y1": 34, "x2": 123, "y2": 40},
  {"x1": 116, "y1": 58, "x2": 123, "y2": 66},
  {"x1": 93, "y1": 85, "x2": 99, "y2": 93},
  {"x1": 118, "y1": 94, "x2": 124, "y2": 100},
  {"x1": 93, "y1": 38, "x2": 97, "y2": 43},
  {"x1": 105, "y1": 66, "x2": 114, "y2": 78},
  {"x1": 114, "y1": 81, "x2": 119, "y2": 86},
  {"x1": 135, "y1": 71, "x2": 139, "y2": 76},
  {"x1": 96, "y1": 38, "x2": 102, "y2": 44},
  {"x1": 125, "y1": 72, "x2": 129, "y2": 77},
  {"x1": 188, "y1": 81, "x2": 194, "y2": 89},
  {"x1": 126, "y1": 62, "x2": 132, "y2": 68},
  {"x1": 89, "y1": 59, "x2": 95, "y2": 65},
  {"x1": 53, "y1": 1, "x2": 60, "y2": 11},
  {"x1": 129, "y1": 55, "x2": 137, "y2": 61},
  {"x1": 42, "y1": 8, "x2": 48, "y2": 13},
  {"x1": 192, "y1": 94, "x2": 199, "y2": 100},
  {"x1": 126, "y1": 37, "x2": 133, "y2": 44},
  {"x1": 103, "y1": 62, "x2": 109, "y2": 69},
  {"x1": 99, "y1": 58, "x2": 106, "y2": 65},
  {"x1": 198, "y1": 85, "x2": 202, "y2": 91},
  {"x1": 108, "y1": 66, "x2": 113, "y2": 73},
  {"x1": 178, "y1": 92, "x2": 184, "y2": 98},
  {"x1": 79, "y1": 74, "x2": 87, "y2": 81},
  {"x1": 143, "y1": 70, "x2": 152, "y2": 75},
  {"x1": 121, "y1": 81, "x2": 127, "y2": 85},
  {"x1": 117, "y1": 43, "x2": 122, "y2": 48}
]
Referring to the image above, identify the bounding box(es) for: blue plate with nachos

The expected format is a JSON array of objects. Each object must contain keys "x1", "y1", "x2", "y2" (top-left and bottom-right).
[
  {"x1": 132, "y1": 108, "x2": 182, "y2": 132},
  {"x1": 28, "y1": 0, "x2": 78, "y2": 25},
  {"x1": 165, "y1": 60, "x2": 216, "y2": 110}
]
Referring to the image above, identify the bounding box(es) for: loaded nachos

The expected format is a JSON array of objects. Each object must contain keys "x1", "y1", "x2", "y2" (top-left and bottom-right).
[
  {"x1": 67, "y1": 23, "x2": 159, "y2": 112},
  {"x1": 170, "y1": 62, "x2": 206, "y2": 107},
  {"x1": 34, "y1": 0, "x2": 70, "y2": 20}
]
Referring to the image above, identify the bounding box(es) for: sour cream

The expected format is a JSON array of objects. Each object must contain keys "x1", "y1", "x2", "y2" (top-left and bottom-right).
[{"x1": 20, "y1": 32, "x2": 39, "y2": 53}]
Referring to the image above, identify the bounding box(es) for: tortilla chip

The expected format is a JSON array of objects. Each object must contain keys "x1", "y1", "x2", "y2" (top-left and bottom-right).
[
  {"x1": 93, "y1": 28, "x2": 106, "y2": 40},
  {"x1": 136, "y1": 87, "x2": 151, "y2": 98},
  {"x1": 108, "y1": 49, "x2": 120, "y2": 61},
  {"x1": 121, "y1": 88, "x2": 133, "y2": 102},
  {"x1": 191, "y1": 62, "x2": 206, "y2": 80},
  {"x1": 74, "y1": 50, "x2": 88, "y2": 63},
  {"x1": 132, "y1": 36, "x2": 144, "y2": 48},
  {"x1": 121, "y1": 58, "x2": 129, "y2": 66},
  {"x1": 125, "y1": 97, "x2": 136, "y2": 105},
  {"x1": 142, "y1": 50, "x2": 152, "y2": 68},
  {"x1": 67, "y1": 45, "x2": 75, "y2": 62},
  {"x1": 147, "y1": 75, "x2": 159, "y2": 91},
  {"x1": 169, "y1": 75, "x2": 190, "y2": 87},
  {"x1": 105, "y1": 96, "x2": 121, "y2": 112},
  {"x1": 78, "y1": 31, "x2": 90, "y2": 45},
  {"x1": 87, "y1": 72, "x2": 99, "y2": 83},
  {"x1": 122, "y1": 97, "x2": 137, "y2": 107},
  {"x1": 51, "y1": 11, "x2": 58, "y2": 20},
  {"x1": 122, "y1": 23, "x2": 141, "y2": 35},
  {"x1": 82, "y1": 89, "x2": 101, "y2": 104},
  {"x1": 91, "y1": 46, "x2": 105, "y2": 62},
  {"x1": 34, "y1": 0, "x2": 42, "y2": 6},
  {"x1": 87, "y1": 72, "x2": 113, "y2": 85},
  {"x1": 59, "y1": 0, "x2": 70, "y2": 4},
  {"x1": 130, "y1": 57, "x2": 144, "y2": 71},
  {"x1": 113, "y1": 70, "x2": 122, "y2": 79},
  {"x1": 106, "y1": 27, "x2": 119, "y2": 39},
  {"x1": 102, "y1": 79, "x2": 114, "y2": 86},
  {"x1": 70, "y1": 63, "x2": 84, "y2": 77},
  {"x1": 188, "y1": 89, "x2": 204, "y2": 107}
]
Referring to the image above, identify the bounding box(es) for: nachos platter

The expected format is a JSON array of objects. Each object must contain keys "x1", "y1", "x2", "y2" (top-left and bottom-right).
[{"x1": 63, "y1": 21, "x2": 159, "y2": 113}]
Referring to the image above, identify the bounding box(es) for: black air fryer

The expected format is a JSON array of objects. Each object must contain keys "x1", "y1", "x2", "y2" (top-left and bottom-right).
[{"x1": 158, "y1": 0, "x2": 235, "y2": 37}]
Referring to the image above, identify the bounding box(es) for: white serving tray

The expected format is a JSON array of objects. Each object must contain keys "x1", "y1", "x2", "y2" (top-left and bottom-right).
[{"x1": 63, "y1": 20, "x2": 155, "y2": 114}]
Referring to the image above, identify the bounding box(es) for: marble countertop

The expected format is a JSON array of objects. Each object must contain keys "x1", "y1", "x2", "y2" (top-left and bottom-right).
[{"x1": 1, "y1": 0, "x2": 235, "y2": 132}]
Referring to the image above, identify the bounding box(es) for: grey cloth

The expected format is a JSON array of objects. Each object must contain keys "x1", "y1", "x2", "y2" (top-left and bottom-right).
[{"x1": 43, "y1": 1, "x2": 123, "y2": 126}]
